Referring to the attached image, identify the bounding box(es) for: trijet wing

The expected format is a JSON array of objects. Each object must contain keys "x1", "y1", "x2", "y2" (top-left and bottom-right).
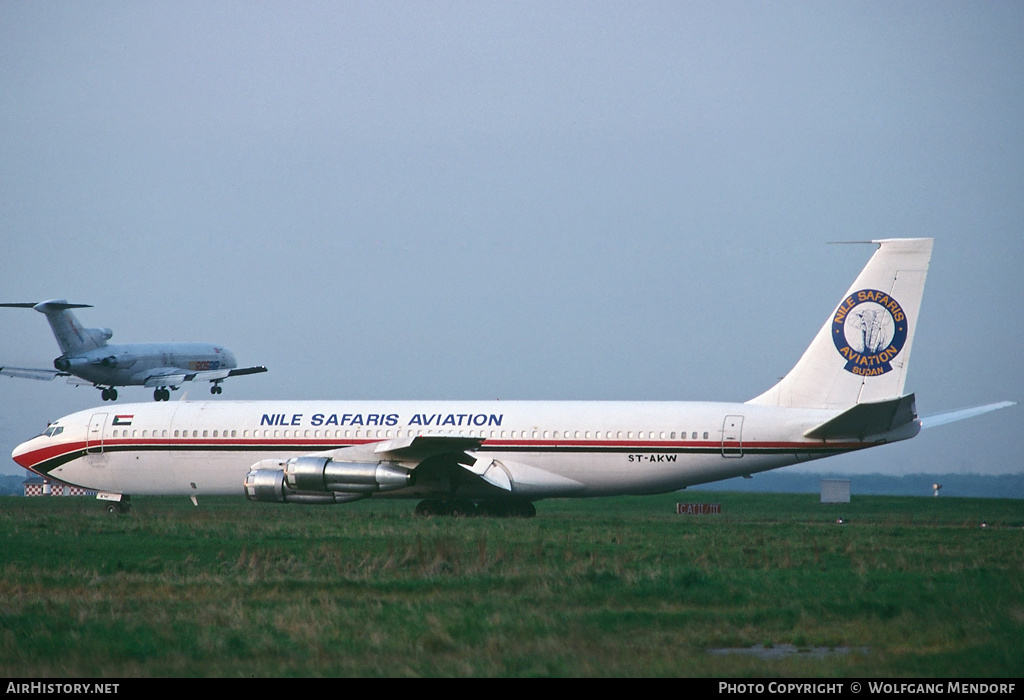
[
  {"x1": 180, "y1": 365, "x2": 268, "y2": 383},
  {"x1": 139, "y1": 369, "x2": 188, "y2": 388},
  {"x1": 186, "y1": 365, "x2": 268, "y2": 383},
  {"x1": 0, "y1": 365, "x2": 66, "y2": 381},
  {"x1": 65, "y1": 376, "x2": 96, "y2": 386},
  {"x1": 140, "y1": 365, "x2": 267, "y2": 387}
]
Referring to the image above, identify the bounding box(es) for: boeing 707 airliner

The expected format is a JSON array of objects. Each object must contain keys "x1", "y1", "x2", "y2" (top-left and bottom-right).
[{"x1": 12, "y1": 239, "x2": 1013, "y2": 515}]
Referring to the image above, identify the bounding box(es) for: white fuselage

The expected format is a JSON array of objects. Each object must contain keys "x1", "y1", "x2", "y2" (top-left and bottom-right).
[
  {"x1": 59, "y1": 343, "x2": 238, "y2": 386},
  {"x1": 12, "y1": 399, "x2": 903, "y2": 500}
]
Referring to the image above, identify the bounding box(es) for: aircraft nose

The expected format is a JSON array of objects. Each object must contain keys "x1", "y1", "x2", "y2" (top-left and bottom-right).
[{"x1": 12, "y1": 437, "x2": 38, "y2": 470}]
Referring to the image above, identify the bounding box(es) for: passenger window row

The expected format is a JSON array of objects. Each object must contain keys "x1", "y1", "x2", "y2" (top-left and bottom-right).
[{"x1": 109, "y1": 428, "x2": 713, "y2": 440}]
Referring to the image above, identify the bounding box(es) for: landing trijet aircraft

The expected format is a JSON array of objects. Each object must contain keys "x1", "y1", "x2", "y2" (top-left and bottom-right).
[
  {"x1": 12, "y1": 240, "x2": 1013, "y2": 515},
  {"x1": 1, "y1": 300, "x2": 266, "y2": 401}
]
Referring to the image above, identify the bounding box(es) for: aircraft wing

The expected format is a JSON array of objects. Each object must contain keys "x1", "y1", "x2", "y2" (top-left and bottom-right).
[
  {"x1": 65, "y1": 376, "x2": 96, "y2": 386},
  {"x1": 140, "y1": 369, "x2": 188, "y2": 387},
  {"x1": 318, "y1": 434, "x2": 483, "y2": 468},
  {"x1": 141, "y1": 365, "x2": 268, "y2": 387},
  {"x1": 246, "y1": 434, "x2": 514, "y2": 504},
  {"x1": 369, "y1": 434, "x2": 483, "y2": 463},
  {"x1": 296, "y1": 435, "x2": 515, "y2": 492},
  {"x1": 0, "y1": 365, "x2": 67, "y2": 381},
  {"x1": 321, "y1": 436, "x2": 582, "y2": 495}
]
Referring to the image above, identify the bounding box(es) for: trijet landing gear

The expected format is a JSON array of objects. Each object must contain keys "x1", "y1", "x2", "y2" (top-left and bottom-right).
[
  {"x1": 153, "y1": 387, "x2": 171, "y2": 401},
  {"x1": 210, "y1": 383, "x2": 223, "y2": 395},
  {"x1": 100, "y1": 387, "x2": 118, "y2": 401}
]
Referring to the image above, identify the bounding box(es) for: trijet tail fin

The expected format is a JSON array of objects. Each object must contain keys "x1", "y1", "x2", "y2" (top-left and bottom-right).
[{"x1": 0, "y1": 300, "x2": 109, "y2": 356}]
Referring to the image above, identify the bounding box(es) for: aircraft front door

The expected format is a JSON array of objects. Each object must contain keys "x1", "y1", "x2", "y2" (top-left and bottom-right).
[
  {"x1": 86, "y1": 413, "x2": 108, "y2": 454},
  {"x1": 721, "y1": 415, "x2": 744, "y2": 458}
]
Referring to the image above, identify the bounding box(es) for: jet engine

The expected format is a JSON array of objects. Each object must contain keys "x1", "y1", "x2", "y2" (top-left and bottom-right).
[
  {"x1": 244, "y1": 456, "x2": 412, "y2": 504},
  {"x1": 89, "y1": 327, "x2": 114, "y2": 344},
  {"x1": 53, "y1": 356, "x2": 90, "y2": 372},
  {"x1": 99, "y1": 352, "x2": 137, "y2": 369}
]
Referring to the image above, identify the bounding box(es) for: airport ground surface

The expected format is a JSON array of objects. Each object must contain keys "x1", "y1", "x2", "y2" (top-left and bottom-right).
[{"x1": 1, "y1": 492, "x2": 1021, "y2": 677}]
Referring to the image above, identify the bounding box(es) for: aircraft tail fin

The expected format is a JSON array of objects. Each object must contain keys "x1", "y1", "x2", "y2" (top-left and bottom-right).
[
  {"x1": 748, "y1": 238, "x2": 933, "y2": 410},
  {"x1": 0, "y1": 300, "x2": 109, "y2": 356}
]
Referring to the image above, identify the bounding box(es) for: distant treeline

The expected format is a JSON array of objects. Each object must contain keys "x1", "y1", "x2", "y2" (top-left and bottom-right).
[
  {"x1": 689, "y1": 471, "x2": 1024, "y2": 499},
  {"x1": 0, "y1": 474, "x2": 32, "y2": 495}
]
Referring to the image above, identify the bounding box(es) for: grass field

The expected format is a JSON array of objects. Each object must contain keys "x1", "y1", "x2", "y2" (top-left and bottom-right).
[{"x1": 1, "y1": 492, "x2": 1021, "y2": 677}]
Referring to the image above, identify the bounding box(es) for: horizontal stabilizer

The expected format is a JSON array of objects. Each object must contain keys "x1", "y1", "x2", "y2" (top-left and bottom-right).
[
  {"x1": 804, "y1": 394, "x2": 918, "y2": 440},
  {"x1": 0, "y1": 301, "x2": 93, "y2": 311},
  {"x1": 920, "y1": 401, "x2": 1016, "y2": 429}
]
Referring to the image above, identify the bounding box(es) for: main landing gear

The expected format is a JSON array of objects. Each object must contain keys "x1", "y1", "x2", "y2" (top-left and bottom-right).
[
  {"x1": 100, "y1": 387, "x2": 118, "y2": 401},
  {"x1": 414, "y1": 499, "x2": 536, "y2": 518}
]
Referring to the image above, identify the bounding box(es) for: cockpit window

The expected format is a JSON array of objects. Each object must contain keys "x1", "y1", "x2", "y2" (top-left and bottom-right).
[{"x1": 43, "y1": 426, "x2": 64, "y2": 437}]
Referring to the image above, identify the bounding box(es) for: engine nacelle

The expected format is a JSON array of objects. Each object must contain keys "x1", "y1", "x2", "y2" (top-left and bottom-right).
[
  {"x1": 53, "y1": 356, "x2": 90, "y2": 372},
  {"x1": 89, "y1": 327, "x2": 114, "y2": 344},
  {"x1": 285, "y1": 456, "x2": 411, "y2": 494},
  {"x1": 244, "y1": 465, "x2": 286, "y2": 502},
  {"x1": 99, "y1": 352, "x2": 137, "y2": 369},
  {"x1": 244, "y1": 465, "x2": 369, "y2": 504},
  {"x1": 244, "y1": 457, "x2": 412, "y2": 505}
]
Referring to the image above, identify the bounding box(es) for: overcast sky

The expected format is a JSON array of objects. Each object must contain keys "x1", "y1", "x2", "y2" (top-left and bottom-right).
[{"x1": 1, "y1": 2, "x2": 1020, "y2": 480}]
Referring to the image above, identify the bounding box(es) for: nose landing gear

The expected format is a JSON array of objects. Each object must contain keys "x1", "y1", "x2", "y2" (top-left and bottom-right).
[{"x1": 100, "y1": 387, "x2": 118, "y2": 401}]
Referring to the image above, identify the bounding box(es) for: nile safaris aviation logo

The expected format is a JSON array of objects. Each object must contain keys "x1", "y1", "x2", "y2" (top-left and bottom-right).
[{"x1": 832, "y1": 289, "x2": 908, "y2": 377}]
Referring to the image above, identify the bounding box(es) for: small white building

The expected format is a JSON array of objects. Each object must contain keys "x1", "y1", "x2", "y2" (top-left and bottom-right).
[{"x1": 820, "y1": 479, "x2": 851, "y2": 503}]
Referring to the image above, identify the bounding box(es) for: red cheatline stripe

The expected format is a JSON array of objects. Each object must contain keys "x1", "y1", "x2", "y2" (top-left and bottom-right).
[{"x1": 16, "y1": 438, "x2": 866, "y2": 471}]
